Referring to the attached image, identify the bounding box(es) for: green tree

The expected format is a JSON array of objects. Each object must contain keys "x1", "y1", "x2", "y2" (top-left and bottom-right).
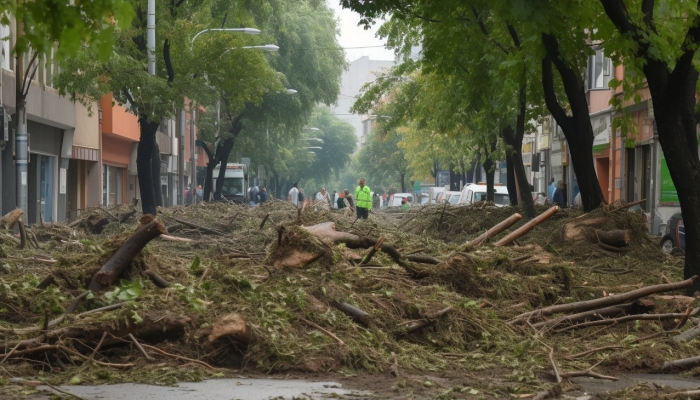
[{"x1": 356, "y1": 129, "x2": 411, "y2": 193}]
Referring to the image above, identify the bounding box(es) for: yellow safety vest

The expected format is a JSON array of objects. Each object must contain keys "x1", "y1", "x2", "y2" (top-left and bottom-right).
[{"x1": 355, "y1": 186, "x2": 372, "y2": 210}]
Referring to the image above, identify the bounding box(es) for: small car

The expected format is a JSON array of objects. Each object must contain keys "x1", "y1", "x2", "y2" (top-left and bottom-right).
[{"x1": 660, "y1": 213, "x2": 684, "y2": 254}]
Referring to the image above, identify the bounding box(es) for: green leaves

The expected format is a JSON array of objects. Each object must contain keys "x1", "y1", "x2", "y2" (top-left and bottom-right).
[{"x1": 104, "y1": 279, "x2": 144, "y2": 302}]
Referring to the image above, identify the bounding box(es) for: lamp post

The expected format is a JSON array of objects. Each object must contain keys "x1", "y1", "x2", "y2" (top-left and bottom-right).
[
  {"x1": 191, "y1": 28, "x2": 261, "y2": 44},
  {"x1": 300, "y1": 138, "x2": 323, "y2": 143}
]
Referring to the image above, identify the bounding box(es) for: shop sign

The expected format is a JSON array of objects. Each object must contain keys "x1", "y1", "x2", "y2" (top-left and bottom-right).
[{"x1": 592, "y1": 114, "x2": 610, "y2": 152}]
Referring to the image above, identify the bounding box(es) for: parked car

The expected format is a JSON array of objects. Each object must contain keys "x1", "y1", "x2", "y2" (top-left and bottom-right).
[
  {"x1": 442, "y1": 191, "x2": 461, "y2": 205},
  {"x1": 428, "y1": 187, "x2": 445, "y2": 204},
  {"x1": 660, "y1": 213, "x2": 684, "y2": 254},
  {"x1": 458, "y1": 184, "x2": 510, "y2": 207}
]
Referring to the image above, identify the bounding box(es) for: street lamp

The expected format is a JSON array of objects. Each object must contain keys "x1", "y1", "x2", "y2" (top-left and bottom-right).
[
  {"x1": 306, "y1": 146, "x2": 322, "y2": 150},
  {"x1": 191, "y1": 28, "x2": 261, "y2": 44},
  {"x1": 300, "y1": 138, "x2": 323, "y2": 143},
  {"x1": 286, "y1": 89, "x2": 298, "y2": 94},
  {"x1": 304, "y1": 127, "x2": 320, "y2": 132}
]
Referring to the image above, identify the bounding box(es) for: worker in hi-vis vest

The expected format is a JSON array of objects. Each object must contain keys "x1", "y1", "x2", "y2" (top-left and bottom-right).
[{"x1": 354, "y1": 178, "x2": 371, "y2": 220}]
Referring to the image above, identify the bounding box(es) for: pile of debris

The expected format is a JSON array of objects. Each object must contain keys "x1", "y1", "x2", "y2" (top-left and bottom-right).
[{"x1": 0, "y1": 199, "x2": 698, "y2": 398}]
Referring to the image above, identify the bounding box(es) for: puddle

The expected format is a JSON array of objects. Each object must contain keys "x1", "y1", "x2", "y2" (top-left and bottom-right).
[{"x1": 38, "y1": 378, "x2": 373, "y2": 399}]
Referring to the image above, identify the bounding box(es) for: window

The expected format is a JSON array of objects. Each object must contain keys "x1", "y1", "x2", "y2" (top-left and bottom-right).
[
  {"x1": 587, "y1": 49, "x2": 612, "y2": 90},
  {"x1": 103, "y1": 165, "x2": 124, "y2": 206}
]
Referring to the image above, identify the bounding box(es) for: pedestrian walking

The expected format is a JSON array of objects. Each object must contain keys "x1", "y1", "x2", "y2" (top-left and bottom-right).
[
  {"x1": 288, "y1": 183, "x2": 300, "y2": 208},
  {"x1": 354, "y1": 178, "x2": 371, "y2": 219}
]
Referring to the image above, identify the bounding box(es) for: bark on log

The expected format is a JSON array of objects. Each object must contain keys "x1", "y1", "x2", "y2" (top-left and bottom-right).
[
  {"x1": 88, "y1": 216, "x2": 110, "y2": 234},
  {"x1": 361, "y1": 237, "x2": 385, "y2": 265},
  {"x1": 119, "y1": 209, "x2": 138, "y2": 224},
  {"x1": 467, "y1": 213, "x2": 522, "y2": 247},
  {"x1": 260, "y1": 213, "x2": 271, "y2": 230},
  {"x1": 596, "y1": 230, "x2": 630, "y2": 248},
  {"x1": 406, "y1": 306, "x2": 454, "y2": 332},
  {"x1": 17, "y1": 217, "x2": 27, "y2": 249},
  {"x1": 661, "y1": 355, "x2": 700, "y2": 372},
  {"x1": 173, "y1": 217, "x2": 225, "y2": 236},
  {"x1": 673, "y1": 323, "x2": 700, "y2": 343},
  {"x1": 509, "y1": 276, "x2": 698, "y2": 324},
  {"x1": 88, "y1": 216, "x2": 167, "y2": 291},
  {"x1": 555, "y1": 308, "x2": 700, "y2": 333},
  {"x1": 331, "y1": 301, "x2": 371, "y2": 326},
  {"x1": 36, "y1": 275, "x2": 55, "y2": 290},
  {"x1": 494, "y1": 207, "x2": 559, "y2": 246},
  {"x1": 144, "y1": 270, "x2": 170, "y2": 288},
  {"x1": 612, "y1": 199, "x2": 646, "y2": 212},
  {"x1": 405, "y1": 254, "x2": 441, "y2": 265},
  {"x1": 597, "y1": 241, "x2": 632, "y2": 253},
  {"x1": 166, "y1": 224, "x2": 183, "y2": 233},
  {"x1": 0, "y1": 208, "x2": 24, "y2": 230}
]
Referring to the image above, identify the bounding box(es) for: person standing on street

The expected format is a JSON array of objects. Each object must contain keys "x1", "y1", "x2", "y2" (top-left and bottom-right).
[
  {"x1": 553, "y1": 180, "x2": 567, "y2": 208},
  {"x1": 196, "y1": 185, "x2": 203, "y2": 202},
  {"x1": 288, "y1": 183, "x2": 300, "y2": 208},
  {"x1": 259, "y1": 186, "x2": 268, "y2": 203},
  {"x1": 315, "y1": 186, "x2": 331, "y2": 209},
  {"x1": 354, "y1": 178, "x2": 371, "y2": 219},
  {"x1": 336, "y1": 191, "x2": 346, "y2": 209}
]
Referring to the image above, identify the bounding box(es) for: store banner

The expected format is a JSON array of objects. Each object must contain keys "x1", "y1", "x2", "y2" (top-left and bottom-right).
[
  {"x1": 660, "y1": 151, "x2": 679, "y2": 203},
  {"x1": 592, "y1": 114, "x2": 610, "y2": 152}
]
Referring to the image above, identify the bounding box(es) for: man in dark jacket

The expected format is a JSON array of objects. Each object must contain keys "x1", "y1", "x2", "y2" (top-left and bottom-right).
[{"x1": 553, "y1": 180, "x2": 567, "y2": 208}]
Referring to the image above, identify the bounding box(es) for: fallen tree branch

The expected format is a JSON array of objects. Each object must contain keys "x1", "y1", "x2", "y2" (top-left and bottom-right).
[
  {"x1": 331, "y1": 301, "x2": 371, "y2": 326},
  {"x1": 555, "y1": 309, "x2": 700, "y2": 333},
  {"x1": 612, "y1": 199, "x2": 645, "y2": 212},
  {"x1": 140, "y1": 344, "x2": 217, "y2": 370},
  {"x1": 509, "y1": 276, "x2": 697, "y2": 325},
  {"x1": 548, "y1": 347, "x2": 561, "y2": 383},
  {"x1": 18, "y1": 217, "x2": 27, "y2": 249},
  {"x1": 533, "y1": 302, "x2": 641, "y2": 331},
  {"x1": 128, "y1": 333, "x2": 154, "y2": 361},
  {"x1": 466, "y1": 213, "x2": 522, "y2": 247},
  {"x1": 494, "y1": 207, "x2": 559, "y2": 246},
  {"x1": 661, "y1": 354, "x2": 700, "y2": 372},
  {"x1": 595, "y1": 230, "x2": 629, "y2": 248},
  {"x1": 564, "y1": 346, "x2": 623, "y2": 360},
  {"x1": 173, "y1": 218, "x2": 225, "y2": 236},
  {"x1": 259, "y1": 213, "x2": 271, "y2": 230},
  {"x1": 88, "y1": 216, "x2": 167, "y2": 291},
  {"x1": 159, "y1": 234, "x2": 193, "y2": 243},
  {"x1": 77, "y1": 303, "x2": 123, "y2": 318},
  {"x1": 119, "y1": 209, "x2": 137, "y2": 224},
  {"x1": 674, "y1": 322, "x2": 700, "y2": 343},
  {"x1": 144, "y1": 270, "x2": 170, "y2": 288},
  {"x1": 360, "y1": 237, "x2": 385, "y2": 265}
]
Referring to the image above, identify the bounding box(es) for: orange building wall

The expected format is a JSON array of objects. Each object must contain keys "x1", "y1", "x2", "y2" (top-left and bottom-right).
[
  {"x1": 102, "y1": 135, "x2": 131, "y2": 166},
  {"x1": 100, "y1": 94, "x2": 140, "y2": 142}
]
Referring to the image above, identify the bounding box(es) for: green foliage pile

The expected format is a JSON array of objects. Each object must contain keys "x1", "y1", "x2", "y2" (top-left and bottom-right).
[{"x1": 0, "y1": 202, "x2": 697, "y2": 398}]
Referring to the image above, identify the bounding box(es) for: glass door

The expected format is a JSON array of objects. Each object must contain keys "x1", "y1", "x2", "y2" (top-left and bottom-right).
[{"x1": 40, "y1": 155, "x2": 54, "y2": 222}]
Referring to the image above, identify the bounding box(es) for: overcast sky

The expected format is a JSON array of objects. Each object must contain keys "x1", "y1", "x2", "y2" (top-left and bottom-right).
[{"x1": 326, "y1": 0, "x2": 395, "y2": 62}]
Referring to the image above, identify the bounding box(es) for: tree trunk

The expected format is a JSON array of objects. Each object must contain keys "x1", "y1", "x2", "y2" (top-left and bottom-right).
[
  {"x1": 151, "y1": 140, "x2": 163, "y2": 208},
  {"x1": 214, "y1": 138, "x2": 234, "y2": 200},
  {"x1": 541, "y1": 33, "x2": 605, "y2": 212},
  {"x1": 137, "y1": 118, "x2": 160, "y2": 216},
  {"x1": 483, "y1": 158, "x2": 495, "y2": 202},
  {"x1": 400, "y1": 171, "x2": 406, "y2": 193},
  {"x1": 506, "y1": 153, "x2": 518, "y2": 206},
  {"x1": 503, "y1": 126, "x2": 536, "y2": 218}
]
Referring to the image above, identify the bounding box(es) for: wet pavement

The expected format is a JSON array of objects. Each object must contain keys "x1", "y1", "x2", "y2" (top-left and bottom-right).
[
  {"x1": 37, "y1": 378, "x2": 374, "y2": 399},
  {"x1": 569, "y1": 373, "x2": 700, "y2": 397}
]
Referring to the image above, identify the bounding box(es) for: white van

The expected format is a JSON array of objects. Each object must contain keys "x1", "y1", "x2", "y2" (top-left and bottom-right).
[
  {"x1": 212, "y1": 163, "x2": 247, "y2": 203},
  {"x1": 458, "y1": 184, "x2": 510, "y2": 207},
  {"x1": 428, "y1": 187, "x2": 444, "y2": 204}
]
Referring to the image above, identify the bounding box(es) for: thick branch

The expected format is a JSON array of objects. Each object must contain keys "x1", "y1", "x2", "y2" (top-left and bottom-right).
[
  {"x1": 541, "y1": 37, "x2": 572, "y2": 131},
  {"x1": 164, "y1": 39, "x2": 175, "y2": 83},
  {"x1": 641, "y1": 0, "x2": 655, "y2": 30},
  {"x1": 506, "y1": 24, "x2": 521, "y2": 49}
]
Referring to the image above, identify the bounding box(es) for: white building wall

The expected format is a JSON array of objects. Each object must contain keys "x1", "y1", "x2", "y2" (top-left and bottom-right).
[{"x1": 331, "y1": 56, "x2": 394, "y2": 145}]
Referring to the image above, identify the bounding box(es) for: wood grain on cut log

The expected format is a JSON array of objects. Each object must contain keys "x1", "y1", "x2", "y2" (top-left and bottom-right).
[
  {"x1": 467, "y1": 213, "x2": 522, "y2": 247},
  {"x1": 596, "y1": 230, "x2": 630, "y2": 248},
  {"x1": 87, "y1": 216, "x2": 167, "y2": 292},
  {"x1": 563, "y1": 217, "x2": 606, "y2": 243},
  {"x1": 331, "y1": 301, "x2": 371, "y2": 326},
  {"x1": 494, "y1": 207, "x2": 559, "y2": 246},
  {"x1": 509, "y1": 276, "x2": 697, "y2": 324},
  {"x1": 207, "y1": 313, "x2": 252, "y2": 345}
]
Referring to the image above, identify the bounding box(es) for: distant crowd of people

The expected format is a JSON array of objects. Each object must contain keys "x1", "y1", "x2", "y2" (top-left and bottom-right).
[{"x1": 286, "y1": 178, "x2": 380, "y2": 220}]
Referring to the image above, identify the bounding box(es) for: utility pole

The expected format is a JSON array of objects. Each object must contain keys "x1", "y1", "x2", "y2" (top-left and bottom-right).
[
  {"x1": 178, "y1": 109, "x2": 185, "y2": 204},
  {"x1": 15, "y1": 13, "x2": 27, "y2": 216},
  {"x1": 147, "y1": 0, "x2": 155, "y2": 75},
  {"x1": 189, "y1": 102, "x2": 196, "y2": 204}
]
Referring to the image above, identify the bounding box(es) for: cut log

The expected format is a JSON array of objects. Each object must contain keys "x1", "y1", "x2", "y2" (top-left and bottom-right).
[
  {"x1": 0, "y1": 208, "x2": 24, "y2": 230},
  {"x1": 494, "y1": 207, "x2": 559, "y2": 246},
  {"x1": 405, "y1": 306, "x2": 454, "y2": 332},
  {"x1": 509, "y1": 276, "x2": 697, "y2": 325},
  {"x1": 207, "y1": 313, "x2": 252, "y2": 345},
  {"x1": 87, "y1": 216, "x2": 167, "y2": 291},
  {"x1": 36, "y1": 275, "x2": 56, "y2": 290},
  {"x1": 166, "y1": 224, "x2": 183, "y2": 233},
  {"x1": 661, "y1": 355, "x2": 700, "y2": 372},
  {"x1": 17, "y1": 217, "x2": 27, "y2": 249},
  {"x1": 467, "y1": 213, "x2": 522, "y2": 247},
  {"x1": 331, "y1": 301, "x2": 371, "y2": 326},
  {"x1": 405, "y1": 254, "x2": 441, "y2": 265},
  {"x1": 596, "y1": 230, "x2": 630, "y2": 248},
  {"x1": 673, "y1": 323, "x2": 700, "y2": 343},
  {"x1": 87, "y1": 215, "x2": 110, "y2": 234},
  {"x1": 173, "y1": 217, "x2": 226, "y2": 236}
]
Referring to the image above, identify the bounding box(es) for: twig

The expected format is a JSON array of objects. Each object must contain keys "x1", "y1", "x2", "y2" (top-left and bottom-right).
[
  {"x1": 389, "y1": 352, "x2": 399, "y2": 377},
  {"x1": 98, "y1": 206, "x2": 119, "y2": 220},
  {"x1": 260, "y1": 213, "x2": 271, "y2": 230},
  {"x1": 0, "y1": 342, "x2": 22, "y2": 365},
  {"x1": 564, "y1": 346, "x2": 623, "y2": 360},
  {"x1": 548, "y1": 347, "x2": 561, "y2": 383},
  {"x1": 57, "y1": 345, "x2": 134, "y2": 368},
  {"x1": 173, "y1": 218, "x2": 226, "y2": 236},
  {"x1": 298, "y1": 317, "x2": 344, "y2": 345},
  {"x1": 560, "y1": 358, "x2": 617, "y2": 381},
  {"x1": 140, "y1": 344, "x2": 217, "y2": 370},
  {"x1": 674, "y1": 308, "x2": 692, "y2": 330},
  {"x1": 90, "y1": 331, "x2": 108, "y2": 360},
  {"x1": 43, "y1": 383, "x2": 86, "y2": 400},
  {"x1": 555, "y1": 309, "x2": 700, "y2": 333},
  {"x1": 159, "y1": 234, "x2": 194, "y2": 243},
  {"x1": 128, "y1": 333, "x2": 154, "y2": 361},
  {"x1": 77, "y1": 303, "x2": 123, "y2": 318}
]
